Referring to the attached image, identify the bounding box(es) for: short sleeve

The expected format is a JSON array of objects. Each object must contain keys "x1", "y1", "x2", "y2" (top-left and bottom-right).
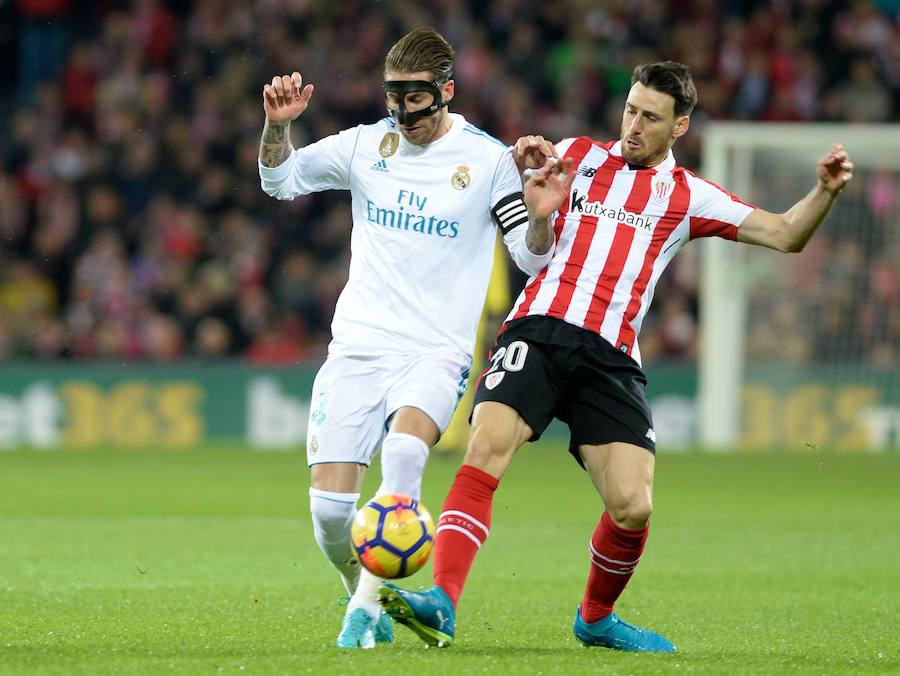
[
  {"x1": 259, "y1": 125, "x2": 361, "y2": 199},
  {"x1": 554, "y1": 137, "x2": 578, "y2": 157},
  {"x1": 490, "y1": 149, "x2": 523, "y2": 210},
  {"x1": 686, "y1": 172, "x2": 756, "y2": 240}
]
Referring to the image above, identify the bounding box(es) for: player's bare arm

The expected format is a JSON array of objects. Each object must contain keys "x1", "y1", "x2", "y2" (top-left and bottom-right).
[
  {"x1": 523, "y1": 157, "x2": 574, "y2": 255},
  {"x1": 737, "y1": 144, "x2": 854, "y2": 253},
  {"x1": 259, "y1": 71, "x2": 315, "y2": 168}
]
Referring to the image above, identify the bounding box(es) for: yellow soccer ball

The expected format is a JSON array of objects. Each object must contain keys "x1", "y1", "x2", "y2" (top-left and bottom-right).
[{"x1": 350, "y1": 494, "x2": 435, "y2": 579}]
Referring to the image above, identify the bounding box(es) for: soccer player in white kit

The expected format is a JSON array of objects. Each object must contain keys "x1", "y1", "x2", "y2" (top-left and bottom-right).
[{"x1": 257, "y1": 28, "x2": 560, "y2": 649}]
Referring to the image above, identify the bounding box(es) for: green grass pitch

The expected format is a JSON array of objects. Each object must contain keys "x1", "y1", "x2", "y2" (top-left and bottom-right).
[{"x1": 1, "y1": 446, "x2": 898, "y2": 675}]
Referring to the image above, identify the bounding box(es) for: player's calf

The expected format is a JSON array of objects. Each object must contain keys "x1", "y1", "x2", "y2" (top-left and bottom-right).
[{"x1": 308, "y1": 488, "x2": 361, "y2": 594}]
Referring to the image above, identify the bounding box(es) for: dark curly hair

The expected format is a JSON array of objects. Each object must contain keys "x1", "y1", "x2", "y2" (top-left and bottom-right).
[{"x1": 632, "y1": 61, "x2": 698, "y2": 117}]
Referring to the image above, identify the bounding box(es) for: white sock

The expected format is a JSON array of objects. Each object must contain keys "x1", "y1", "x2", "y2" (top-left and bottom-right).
[
  {"x1": 346, "y1": 568, "x2": 384, "y2": 619},
  {"x1": 375, "y1": 432, "x2": 430, "y2": 500},
  {"x1": 348, "y1": 433, "x2": 431, "y2": 617},
  {"x1": 309, "y1": 488, "x2": 360, "y2": 595}
]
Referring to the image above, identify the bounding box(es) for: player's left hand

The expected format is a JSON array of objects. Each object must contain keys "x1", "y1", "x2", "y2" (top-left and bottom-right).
[
  {"x1": 513, "y1": 135, "x2": 557, "y2": 173},
  {"x1": 525, "y1": 157, "x2": 575, "y2": 218},
  {"x1": 818, "y1": 144, "x2": 853, "y2": 196}
]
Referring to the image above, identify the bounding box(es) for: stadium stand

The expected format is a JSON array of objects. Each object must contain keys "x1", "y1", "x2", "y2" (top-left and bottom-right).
[{"x1": 0, "y1": 0, "x2": 896, "y2": 363}]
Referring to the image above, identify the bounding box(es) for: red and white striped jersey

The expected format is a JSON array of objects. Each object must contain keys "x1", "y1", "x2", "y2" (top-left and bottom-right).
[{"x1": 506, "y1": 137, "x2": 756, "y2": 365}]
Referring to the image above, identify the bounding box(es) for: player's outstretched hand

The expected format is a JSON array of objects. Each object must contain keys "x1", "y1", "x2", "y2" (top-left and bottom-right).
[
  {"x1": 525, "y1": 157, "x2": 575, "y2": 219},
  {"x1": 818, "y1": 144, "x2": 853, "y2": 195},
  {"x1": 513, "y1": 135, "x2": 557, "y2": 173},
  {"x1": 263, "y1": 72, "x2": 314, "y2": 124}
]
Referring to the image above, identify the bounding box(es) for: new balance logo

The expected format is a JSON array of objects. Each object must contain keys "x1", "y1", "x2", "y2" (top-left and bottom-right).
[
  {"x1": 370, "y1": 159, "x2": 389, "y2": 172},
  {"x1": 578, "y1": 166, "x2": 597, "y2": 177}
]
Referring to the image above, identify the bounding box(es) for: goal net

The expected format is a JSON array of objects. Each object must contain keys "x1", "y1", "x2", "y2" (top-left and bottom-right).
[{"x1": 699, "y1": 123, "x2": 899, "y2": 452}]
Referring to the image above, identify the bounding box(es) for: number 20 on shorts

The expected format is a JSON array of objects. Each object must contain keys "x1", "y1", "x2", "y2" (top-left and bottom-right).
[{"x1": 485, "y1": 340, "x2": 529, "y2": 376}]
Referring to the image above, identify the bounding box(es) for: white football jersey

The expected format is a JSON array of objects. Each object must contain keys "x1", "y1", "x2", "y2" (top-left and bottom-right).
[{"x1": 260, "y1": 113, "x2": 550, "y2": 359}]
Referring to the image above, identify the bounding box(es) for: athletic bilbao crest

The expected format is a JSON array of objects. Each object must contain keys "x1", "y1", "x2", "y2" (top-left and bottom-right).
[
  {"x1": 485, "y1": 372, "x2": 505, "y2": 390},
  {"x1": 652, "y1": 178, "x2": 673, "y2": 202},
  {"x1": 379, "y1": 133, "x2": 399, "y2": 158}
]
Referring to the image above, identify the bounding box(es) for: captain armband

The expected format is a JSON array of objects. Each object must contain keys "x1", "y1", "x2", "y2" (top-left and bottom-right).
[{"x1": 491, "y1": 192, "x2": 529, "y2": 235}]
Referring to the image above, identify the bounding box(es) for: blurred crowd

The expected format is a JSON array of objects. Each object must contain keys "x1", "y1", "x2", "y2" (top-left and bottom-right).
[
  {"x1": 0, "y1": 0, "x2": 897, "y2": 364},
  {"x1": 741, "y1": 163, "x2": 898, "y2": 369}
]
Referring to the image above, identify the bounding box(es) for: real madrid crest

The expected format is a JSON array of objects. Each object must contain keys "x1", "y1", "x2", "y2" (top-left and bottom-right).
[
  {"x1": 652, "y1": 177, "x2": 674, "y2": 202},
  {"x1": 379, "y1": 133, "x2": 399, "y2": 158},
  {"x1": 451, "y1": 164, "x2": 471, "y2": 190}
]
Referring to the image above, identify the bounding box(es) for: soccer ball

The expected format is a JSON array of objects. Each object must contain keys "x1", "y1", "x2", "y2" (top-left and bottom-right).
[{"x1": 350, "y1": 494, "x2": 435, "y2": 579}]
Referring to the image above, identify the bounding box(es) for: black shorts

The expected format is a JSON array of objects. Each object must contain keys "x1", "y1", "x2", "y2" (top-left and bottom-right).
[{"x1": 472, "y1": 315, "x2": 655, "y2": 466}]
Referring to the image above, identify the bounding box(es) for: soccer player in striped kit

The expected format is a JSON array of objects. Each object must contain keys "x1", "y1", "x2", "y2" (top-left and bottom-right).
[
  {"x1": 258, "y1": 29, "x2": 560, "y2": 649},
  {"x1": 381, "y1": 61, "x2": 854, "y2": 652}
]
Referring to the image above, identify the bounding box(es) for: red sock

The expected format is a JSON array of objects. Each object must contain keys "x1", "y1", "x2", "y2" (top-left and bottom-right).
[
  {"x1": 432, "y1": 464, "x2": 499, "y2": 608},
  {"x1": 580, "y1": 511, "x2": 649, "y2": 623}
]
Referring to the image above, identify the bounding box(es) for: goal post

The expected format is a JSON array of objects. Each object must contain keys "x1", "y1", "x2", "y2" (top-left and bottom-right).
[{"x1": 699, "y1": 123, "x2": 900, "y2": 451}]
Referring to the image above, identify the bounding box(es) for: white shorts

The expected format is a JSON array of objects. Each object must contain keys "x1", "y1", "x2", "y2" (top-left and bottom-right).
[{"x1": 306, "y1": 351, "x2": 471, "y2": 466}]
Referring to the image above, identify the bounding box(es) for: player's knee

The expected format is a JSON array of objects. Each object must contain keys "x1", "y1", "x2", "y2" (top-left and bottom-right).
[
  {"x1": 377, "y1": 432, "x2": 429, "y2": 500},
  {"x1": 463, "y1": 431, "x2": 499, "y2": 468},
  {"x1": 606, "y1": 494, "x2": 652, "y2": 530},
  {"x1": 464, "y1": 425, "x2": 515, "y2": 472}
]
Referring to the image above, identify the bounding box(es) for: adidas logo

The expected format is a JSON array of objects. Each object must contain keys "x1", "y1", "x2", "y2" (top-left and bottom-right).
[{"x1": 370, "y1": 159, "x2": 389, "y2": 172}]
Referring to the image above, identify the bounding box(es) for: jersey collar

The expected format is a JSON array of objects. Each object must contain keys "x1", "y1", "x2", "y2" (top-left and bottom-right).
[{"x1": 399, "y1": 113, "x2": 466, "y2": 154}]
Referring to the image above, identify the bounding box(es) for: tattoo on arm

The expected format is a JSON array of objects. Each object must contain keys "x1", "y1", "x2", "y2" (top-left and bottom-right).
[
  {"x1": 526, "y1": 214, "x2": 553, "y2": 255},
  {"x1": 259, "y1": 121, "x2": 292, "y2": 168}
]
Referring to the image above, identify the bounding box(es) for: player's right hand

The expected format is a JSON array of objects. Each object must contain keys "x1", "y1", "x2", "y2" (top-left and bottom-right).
[
  {"x1": 513, "y1": 135, "x2": 557, "y2": 173},
  {"x1": 525, "y1": 157, "x2": 575, "y2": 218},
  {"x1": 263, "y1": 72, "x2": 314, "y2": 124},
  {"x1": 817, "y1": 143, "x2": 853, "y2": 195}
]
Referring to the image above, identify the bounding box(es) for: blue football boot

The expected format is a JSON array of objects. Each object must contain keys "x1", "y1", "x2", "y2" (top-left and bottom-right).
[
  {"x1": 378, "y1": 584, "x2": 455, "y2": 647},
  {"x1": 336, "y1": 607, "x2": 375, "y2": 649},
  {"x1": 374, "y1": 609, "x2": 394, "y2": 644},
  {"x1": 573, "y1": 608, "x2": 675, "y2": 653}
]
